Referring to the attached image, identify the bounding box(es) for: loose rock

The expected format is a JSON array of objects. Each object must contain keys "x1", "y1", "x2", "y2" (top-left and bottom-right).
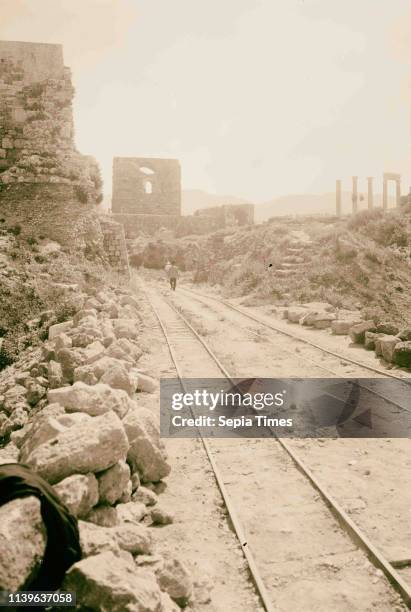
[
  {"x1": 62, "y1": 551, "x2": 162, "y2": 612},
  {"x1": 54, "y1": 473, "x2": 99, "y2": 518},
  {"x1": 97, "y1": 460, "x2": 131, "y2": 505},
  {"x1": 132, "y1": 486, "x2": 158, "y2": 506},
  {"x1": 0, "y1": 496, "x2": 46, "y2": 591},
  {"x1": 86, "y1": 505, "x2": 119, "y2": 527},
  {"x1": 24, "y1": 410, "x2": 129, "y2": 484},
  {"x1": 48, "y1": 381, "x2": 130, "y2": 418}
]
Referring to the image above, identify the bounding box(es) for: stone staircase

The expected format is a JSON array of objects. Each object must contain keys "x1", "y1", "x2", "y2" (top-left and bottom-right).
[{"x1": 274, "y1": 231, "x2": 312, "y2": 278}]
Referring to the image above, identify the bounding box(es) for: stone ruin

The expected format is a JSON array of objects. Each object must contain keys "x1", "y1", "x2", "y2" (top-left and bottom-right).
[
  {"x1": 336, "y1": 173, "x2": 403, "y2": 216},
  {"x1": 112, "y1": 156, "x2": 254, "y2": 238},
  {"x1": 112, "y1": 157, "x2": 182, "y2": 237},
  {"x1": 0, "y1": 40, "x2": 129, "y2": 276},
  {"x1": 193, "y1": 203, "x2": 254, "y2": 227}
]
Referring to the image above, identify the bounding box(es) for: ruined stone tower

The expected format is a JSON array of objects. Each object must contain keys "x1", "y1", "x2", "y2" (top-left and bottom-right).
[
  {"x1": 0, "y1": 41, "x2": 103, "y2": 246},
  {"x1": 111, "y1": 157, "x2": 181, "y2": 237}
]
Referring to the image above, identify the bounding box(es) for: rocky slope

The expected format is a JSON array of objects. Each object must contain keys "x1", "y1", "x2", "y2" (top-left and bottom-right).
[
  {"x1": 129, "y1": 206, "x2": 411, "y2": 328},
  {"x1": 0, "y1": 284, "x2": 193, "y2": 611}
]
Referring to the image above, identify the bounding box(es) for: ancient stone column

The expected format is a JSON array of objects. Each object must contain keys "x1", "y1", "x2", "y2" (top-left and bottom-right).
[
  {"x1": 395, "y1": 178, "x2": 401, "y2": 207},
  {"x1": 352, "y1": 176, "x2": 358, "y2": 214},
  {"x1": 367, "y1": 177, "x2": 374, "y2": 210},
  {"x1": 383, "y1": 177, "x2": 388, "y2": 210},
  {"x1": 336, "y1": 180, "x2": 342, "y2": 216}
]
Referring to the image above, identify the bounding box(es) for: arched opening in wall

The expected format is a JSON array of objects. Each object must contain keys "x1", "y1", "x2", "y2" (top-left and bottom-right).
[
  {"x1": 145, "y1": 180, "x2": 153, "y2": 194},
  {"x1": 140, "y1": 166, "x2": 155, "y2": 176}
]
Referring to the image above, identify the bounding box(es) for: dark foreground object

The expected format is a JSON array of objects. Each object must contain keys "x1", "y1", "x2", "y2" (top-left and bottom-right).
[{"x1": 0, "y1": 464, "x2": 81, "y2": 592}]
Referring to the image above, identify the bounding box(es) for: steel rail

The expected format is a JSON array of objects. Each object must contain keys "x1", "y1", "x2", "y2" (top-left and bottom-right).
[
  {"x1": 180, "y1": 286, "x2": 411, "y2": 382},
  {"x1": 142, "y1": 286, "x2": 276, "y2": 612},
  {"x1": 179, "y1": 286, "x2": 411, "y2": 416},
  {"x1": 145, "y1": 283, "x2": 411, "y2": 609}
]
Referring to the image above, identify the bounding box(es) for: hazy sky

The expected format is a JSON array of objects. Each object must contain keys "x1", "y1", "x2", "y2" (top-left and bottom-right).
[{"x1": 1, "y1": 0, "x2": 410, "y2": 201}]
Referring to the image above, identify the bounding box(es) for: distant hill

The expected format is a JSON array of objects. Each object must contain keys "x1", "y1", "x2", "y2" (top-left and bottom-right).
[
  {"x1": 182, "y1": 190, "x2": 248, "y2": 215},
  {"x1": 255, "y1": 192, "x2": 396, "y2": 222}
]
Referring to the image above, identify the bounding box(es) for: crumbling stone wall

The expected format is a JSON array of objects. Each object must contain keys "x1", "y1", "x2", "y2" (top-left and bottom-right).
[
  {"x1": 112, "y1": 157, "x2": 181, "y2": 216},
  {"x1": 194, "y1": 203, "x2": 254, "y2": 227},
  {"x1": 0, "y1": 41, "x2": 103, "y2": 246},
  {"x1": 113, "y1": 212, "x2": 220, "y2": 238},
  {"x1": 99, "y1": 217, "x2": 130, "y2": 278}
]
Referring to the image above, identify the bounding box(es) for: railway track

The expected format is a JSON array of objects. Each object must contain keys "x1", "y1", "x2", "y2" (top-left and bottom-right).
[
  {"x1": 142, "y1": 281, "x2": 411, "y2": 612},
  {"x1": 179, "y1": 286, "x2": 411, "y2": 380},
  {"x1": 178, "y1": 286, "x2": 411, "y2": 421}
]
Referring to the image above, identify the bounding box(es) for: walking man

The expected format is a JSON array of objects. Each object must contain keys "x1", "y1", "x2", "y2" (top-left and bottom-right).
[{"x1": 167, "y1": 261, "x2": 179, "y2": 291}]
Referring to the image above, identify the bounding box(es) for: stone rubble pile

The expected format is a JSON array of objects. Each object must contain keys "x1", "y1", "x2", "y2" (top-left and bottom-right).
[
  {"x1": 0, "y1": 287, "x2": 192, "y2": 611},
  {"x1": 283, "y1": 303, "x2": 411, "y2": 369}
]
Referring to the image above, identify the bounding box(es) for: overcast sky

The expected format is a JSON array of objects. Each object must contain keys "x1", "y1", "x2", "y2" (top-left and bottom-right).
[{"x1": 1, "y1": 0, "x2": 410, "y2": 201}]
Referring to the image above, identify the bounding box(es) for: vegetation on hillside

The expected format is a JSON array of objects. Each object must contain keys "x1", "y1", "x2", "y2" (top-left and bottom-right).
[{"x1": 129, "y1": 205, "x2": 411, "y2": 326}]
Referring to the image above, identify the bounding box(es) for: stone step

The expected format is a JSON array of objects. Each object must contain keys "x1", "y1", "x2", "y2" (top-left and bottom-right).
[
  {"x1": 281, "y1": 262, "x2": 302, "y2": 269},
  {"x1": 283, "y1": 256, "x2": 305, "y2": 264},
  {"x1": 275, "y1": 269, "x2": 294, "y2": 276},
  {"x1": 287, "y1": 248, "x2": 304, "y2": 254}
]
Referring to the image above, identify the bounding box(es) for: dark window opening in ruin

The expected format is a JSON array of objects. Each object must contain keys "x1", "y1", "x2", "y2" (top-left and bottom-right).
[{"x1": 144, "y1": 180, "x2": 153, "y2": 194}]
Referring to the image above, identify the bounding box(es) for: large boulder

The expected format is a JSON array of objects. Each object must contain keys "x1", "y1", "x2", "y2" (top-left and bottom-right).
[
  {"x1": 90, "y1": 356, "x2": 132, "y2": 378},
  {"x1": 25, "y1": 380, "x2": 46, "y2": 406},
  {"x1": 150, "y1": 505, "x2": 173, "y2": 526},
  {"x1": 393, "y1": 341, "x2": 411, "y2": 368},
  {"x1": 47, "y1": 360, "x2": 64, "y2": 389},
  {"x1": 73, "y1": 309, "x2": 98, "y2": 326},
  {"x1": 136, "y1": 372, "x2": 157, "y2": 394},
  {"x1": 331, "y1": 319, "x2": 362, "y2": 336},
  {"x1": 78, "y1": 520, "x2": 121, "y2": 557},
  {"x1": 398, "y1": 328, "x2": 411, "y2": 341},
  {"x1": 378, "y1": 335, "x2": 399, "y2": 363},
  {"x1": 375, "y1": 322, "x2": 400, "y2": 336},
  {"x1": 54, "y1": 333, "x2": 73, "y2": 351},
  {"x1": 54, "y1": 473, "x2": 99, "y2": 518},
  {"x1": 115, "y1": 523, "x2": 153, "y2": 555},
  {"x1": 132, "y1": 486, "x2": 158, "y2": 507},
  {"x1": 48, "y1": 320, "x2": 73, "y2": 340},
  {"x1": 19, "y1": 411, "x2": 78, "y2": 463},
  {"x1": 0, "y1": 496, "x2": 46, "y2": 591},
  {"x1": 100, "y1": 365, "x2": 138, "y2": 397},
  {"x1": 349, "y1": 321, "x2": 376, "y2": 344},
  {"x1": 73, "y1": 365, "x2": 99, "y2": 385},
  {"x1": 113, "y1": 319, "x2": 140, "y2": 340},
  {"x1": 56, "y1": 348, "x2": 85, "y2": 383},
  {"x1": 86, "y1": 505, "x2": 119, "y2": 527},
  {"x1": 24, "y1": 411, "x2": 129, "y2": 484},
  {"x1": 47, "y1": 382, "x2": 130, "y2": 418},
  {"x1": 62, "y1": 551, "x2": 162, "y2": 612},
  {"x1": 310, "y1": 312, "x2": 336, "y2": 329},
  {"x1": 120, "y1": 294, "x2": 140, "y2": 311},
  {"x1": 97, "y1": 460, "x2": 131, "y2": 505},
  {"x1": 375, "y1": 334, "x2": 397, "y2": 359},
  {"x1": 83, "y1": 341, "x2": 106, "y2": 364},
  {"x1": 2, "y1": 385, "x2": 27, "y2": 415},
  {"x1": 71, "y1": 330, "x2": 103, "y2": 348},
  {"x1": 155, "y1": 555, "x2": 193, "y2": 607},
  {"x1": 287, "y1": 307, "x2": 308, "y2": 323},
  {"x1": 364, "y1": 331, "x2": 384, "y2": 351},
  {"x1": 116, "y1": 338, "x2": 143, "y2": 362},
  {"x1": 116, "y1": 501, "x2": 147, "y2": 524},
  {"x1": 123, "y1": 406, "x2": 170, "y2": 482}
]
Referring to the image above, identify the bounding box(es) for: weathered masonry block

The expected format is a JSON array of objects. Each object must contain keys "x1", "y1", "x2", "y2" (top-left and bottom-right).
[
  {"x1": 112, "y1": 157, "x2": 181, "y2": 216},
  {"x1": 99, "y1": 217, "x2": 130, "y2": 278}
]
